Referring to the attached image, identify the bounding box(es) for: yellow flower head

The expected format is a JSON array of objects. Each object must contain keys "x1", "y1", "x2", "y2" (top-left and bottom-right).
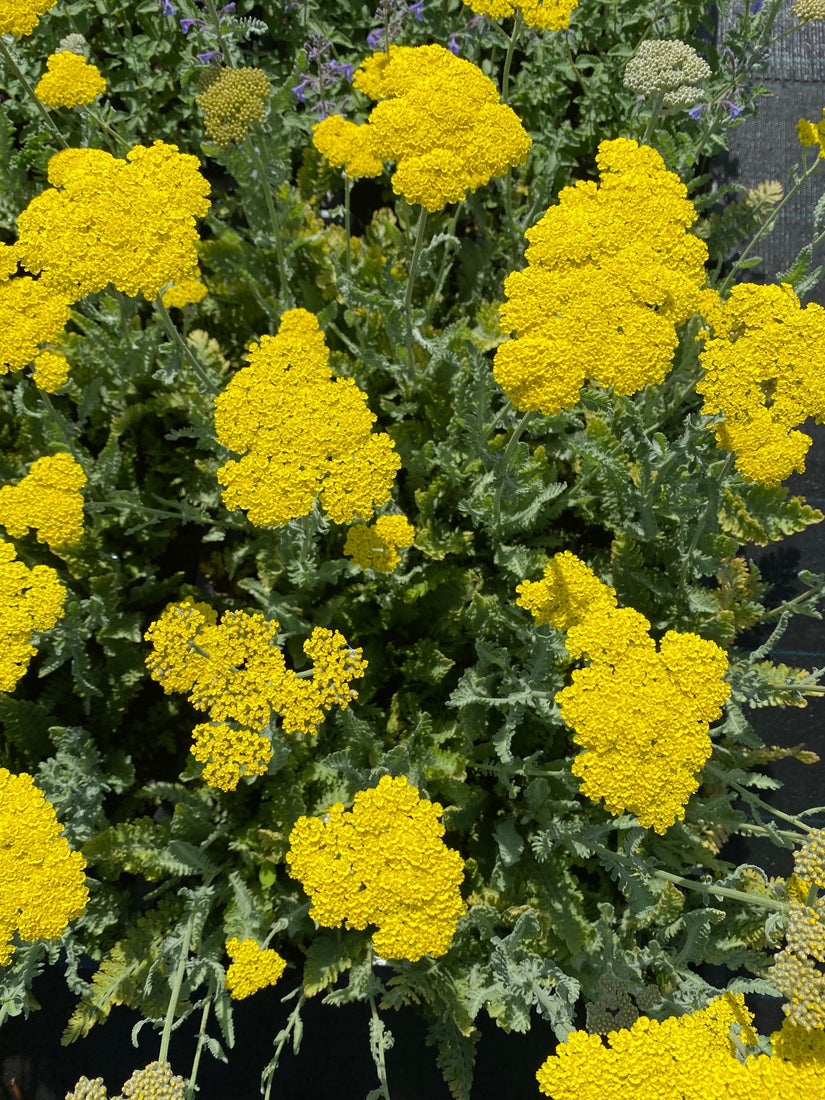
[
  {"x1": 195, "y1": 66, "x2": 271, "y2": 145},
  {"x1": 0, "y1": 768, "x2": 88, "y2": 965},
  {"x1": 214, "y1": 308, "x2": 400, "y2": 527},
  {"x1": 0, "y1": 539, "x2": 66, "y2": 691},
  {"x1": 0, "y1": 276, "x2": 72, "y2": 376},
  {"x1": 463, "y1": 0, "x2": 579, "y2": 32},
  {"x1": 34, "y1": 51, "x2": 106, "y2": 108},
  {"x1": 351, "y1": 44, "x2": 531, "y2": 211},
  {"x1": 31, "y1": 349, "x2": 70, "y2": 391},
  {"x1": 14, "y1": 141, "x2": 210, "y2": 303},
  {"x1": 0, "y1": 0, "x2": 57, "y2": 36},
  {"x1": 312, "y1": 115, "x2": 384, "y2": 180},
  {"x1": 344, "y1": 514, "x2": 415, "y2": 572},
  {"x1": 494, "y1": 138, "x2": 709, "y2": 414},
  {"x1": 160, "y1": 268, "x2": 208, "y2": 309},
  {"x1": 190, "y1": 722, "x2": 273, "y2": 792},
  {"x1": 0, "y1": 453, "x2": 86, "y2": 549},
  {"x1": 286, "y1": 774, "x2": 465, "y2": 962},
  {"x1": 225, "y1": 937, "x2": 286, "y2": 999},
  {"x1": 696, "y1": 282, "x2": 825, "y2": 485}
]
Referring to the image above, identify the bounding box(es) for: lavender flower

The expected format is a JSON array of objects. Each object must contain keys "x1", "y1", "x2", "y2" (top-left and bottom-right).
[{"x1": 160, "y1": 0, "x2": 177, "y2": 14}]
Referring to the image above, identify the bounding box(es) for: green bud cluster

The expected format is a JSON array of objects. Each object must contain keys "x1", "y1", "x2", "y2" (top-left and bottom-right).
[
  {"x1": 771, "y1": 948, "x2": 825, "y2": 1029},
  {"x1": 794, "y1": 827, "x2": 825, "y2": 887},
  {"x1": 118, "y1": 1061, "x2": 186, "y2": 1100},
  {"x1": 195, "y1": 66, "x2": 271, "y2": 146},
  {"x1": 770, "y1": 829, "x2": 825, "y2": 1029},
  {"x1": 65, "y1": 1078, "x2": 108, "y2": 1100},
  {"x1": 623, "y1": 39, "x2": 711, "y2": 110}
]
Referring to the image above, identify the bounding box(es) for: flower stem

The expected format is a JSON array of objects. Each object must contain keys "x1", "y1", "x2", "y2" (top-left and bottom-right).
[
  {"x1": 640, "y1": 90, "x2": 664, "y2": 146},
  {"x1": 154, "y1": 294, "x2": 219, "y2": 395},
  {"x1": 204, "y1": 0, "x2": 234, "y2": 68},
  {"x1": 0, "y1": 37, "x2": 68, "y2": 148},
  {"x1": 404, "y1": 206, "x2": 428, "y2": 371},
  {"x1": 727, "y1": 777, "x2": 813, "y2": 835},
  {"x1": 426, "y1": 202, "x2": 462, "y2": 324},
  {"x1": 368, "y1": 948, "x2": 392, "y2": 1100},
  {"x1": 262, "y1": 990, "x2": 306, "y2": 1100},
  {"x1": 493, "y1": 408, "x2": 537, "y2": 533},
  {"x1": 650, "y1": 868, "x2": 787, "y2": 913},
  {"x1": 159, "y1": 910, "x2": 195, "y2": 1064},
  {"x1": 344, "y1": 171, "x2": 352, "y2": 281},
  {"x1": 501, "y1": 10, "x2": 523, "y2": 105},
  {"x1": 245, "y1": 138, "x2": 293, "y2": 307},
  {"x1": 185, "y1": 995, "x2": 212, "y2": 1100}
]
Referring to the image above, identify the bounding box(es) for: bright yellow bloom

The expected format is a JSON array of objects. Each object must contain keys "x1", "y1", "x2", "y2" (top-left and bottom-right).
[
  {"x1": 350, "y1": 45, "x2": 531, "y2": 211},
  {"x1": 463, "y1": 0, "x2": 578, "y2": 32},
  {"x1": 286, "y1": 775, "x2": 465, "y2": 962},
  {"x1": 536, "y1": 994, "x2": 825, "y2": 1100},
  {"x1": 15, "y1": 141, "x2": 210, "y2": 303},
  {"x1": 518, "y1": 554, "x2": 730, "y2": 833},
  {"x1": 312, "y1": 115, "x2": 384, "y2": 180},
  {"x1": 0, "y1": 453, "x2": 86, "y2": 549},
  {"x1": 195, "y1": 66, "x2": 271, "y2": 145},
  {"x1": 0, "y1": 276, "x2": 72, "y2": 376},
  {"x1": 214, "y1": 309, "x2": 400, "y2": 527},
  {"x1": 225, "y1": 937, "x2": 286, "y2": 999},
  {"x1": 31, "y1": 349, "x2": 70, "y2": 391},
  {"x1": 0, "y1": 539, "x2": 66, "y2": 691},
  {"x1": 494, "y1": 138, "x2": 709, "y2": 414},
  {"x1": 344, "y1": 514, "x2": 415, "y2": 572},
  {"x1": 144, "y1": 599, "x2": 367, "y2": 738},
  {"x1": 0, "y1": 0, "x2": 56, "y2": 36},
  {"x1": 160, "y1": 269, "x2": 208, "y2": 309},
  {"x1": 0, "y1": 768, "x2": 88, "y2": 965},
  {"x1": 190, "y1": 722, "x2": 273, "y2": 792},
  {"x1": 34, "y1": 51, "x2": 106, "y2": 108},
  {"x1": 696, "y1": 282, "x2": 825, "y2": 485}
]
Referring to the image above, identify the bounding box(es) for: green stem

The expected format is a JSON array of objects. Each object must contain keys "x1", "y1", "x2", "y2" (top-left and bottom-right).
[
  {"x1": 263, "y1": 991, "x2": 306, "y2": 1100},
  {"x1": 0, "y1": 38, "x2": 68, "y2": 148},
  {"x1": 718, "y1": 155, "x2": 823, "y2": 296},
  {"x1": 734, "y1": 821, "x2": 808, "y2": 845},
  {"x1": 368, "y1": 948, "x2": 392, "y2": 1100},
  {"x1": 404, "y1": 206, "x2": 428, "y2": 371},
  {"x1": 726, "y1": 777, "x2": 813, "y2": 835},
  {"x1": 640, "y1": 90, "x2": 664, "y2": 146},
  {"x1": 344, "y1": 172, "x2": 352, "y2": 281},
  {"x1": 563, "y1": 34, "x2": 593, "y2": 113},
  {"x1": 650, "y1": 868, "x2": 787, "y2": 913},
  {"x1": 501, "y1": 10, "x2": 523, "y2": 104},
  {"x1": 186, "y1": 996, "x2": 212, "y2": 1100},
  {"x1": 425, "y1": 203, "x2": 462, "y2": 324},
  {"x1": 492, "y1": 408, "x2": 537, "y2": 532},
  {"x1": 154, "y1": 294, "x2": 219, "y2": 395},
  {"x1": 159, "y1": 910, "x2": 195, "y2": 1064},
  {"x1": 38, "y1": 391, "x2": 91, "y2": 473},
  {"x1": 245, "y1": 138, "x2": 293, "y2": 306},
  {"x1": 80, "y1": 103, "x2": 129, "y2": 152},
  {"x1": 204, "y1": 0, "x2": 234, "y2": 68}
]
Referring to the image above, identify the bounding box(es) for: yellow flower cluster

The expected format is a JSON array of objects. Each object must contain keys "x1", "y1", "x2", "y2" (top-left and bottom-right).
[
  {"x1": 0, "y1": 0, "x2": 56, "y2": 36},
  {"x1": 214, "y1": 309, "x2": 400, "y2": 527},
  {"x1": 537, "y1": 994, "x2": 825, "y2": 1099},
  {"x1": 34, "y1": 51, "x2": 106, "y2": 108},
  {"x1": 144, "y1": 599, "x2": 367, "y2": 789},
  {"x1": 0, "y1": 271, "x2": 72, "y2": 377},
  {"x1": 326, "y1": 44, "x2": 531, "y2": 211},
  {"x1": 798, "y1": 109, "x2": 825, "y2": 156},
  {"x1": 0, "y1": 768, "x2": 89, "y2": 965},
  {"x1": 517, "y1": 553, "x2": 730, "y2": 833},
  {"x1": 224, "y1": 937, "x2": 286, "y2": 999},
  {"x1": 14, "y1": 141, "x2": 210, "y2": 303},
  {"x1": 31, "y1": 349, "x2": 70, "y2": 391},
  {"x1": 344, "y1": 514, "x2": 415, "y2": 572},
  {"x1": 160, "y1": 268, "x2": 208, "y2": 309},
  {"x1": 0, "y1": 453, "x2": 86, "y2": 549},
  {"x1": 286, "y1": 775, "x2": 465, "y2": 962},
  {"x1": 696, "y1": 282, "x2": 825, "y2": 485},
  {"x1": 195, "y1": 66, "x2": 271, "y2": 145},
  {"x1": 494, "y1": 138, "x2": 709, "y2": 414},
  {"x1": 119, "y1": 1060, "x2": 186, "y2": 1100},
  {"x1": 771, "y1": 828, "x2": 825, "y2": 1029},
  {"x1": 462, "y1": 0, "x2": 579, "y2": 32},
  {"x1": 0, "y1": 538, "x2": 66, "y2": 691}
]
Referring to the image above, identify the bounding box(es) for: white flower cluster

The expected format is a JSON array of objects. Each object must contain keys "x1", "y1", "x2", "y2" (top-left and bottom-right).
[
  {"x1": 623, "y1": 39, "x2": 711, "y2": 109},
  {"x1": 57, "y1": 32, "x2": 87, "y2": 54}
]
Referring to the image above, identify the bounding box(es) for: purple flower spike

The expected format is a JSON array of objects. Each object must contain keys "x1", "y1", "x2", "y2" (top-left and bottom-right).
[
  {"x1": 160, "y1": 0, "x2": 176, "y2": 14},
  {"x1": 688, "y1": 104, "x2": 707, "y2": 120},
  {"x1": 447, "y1": 34, "x2": 459, "y2": 56},
  {"x1": 220, "y1": 2, "x2": 236, "y2": 11},
  {"x1": 181, "y1": 17, "x2": 205, "y2": 32},
  {"x1": 366, "y1": 28, "x2": 382, "y2": 49},
  {"x1": 725, "y1": 100, "x2": 744, "y2": 120},
  {"x1": 751, "y1": 0, "x2": 763, "y2": 13},
  {"x1": 197, "y1": 50, "x2": 222, "y2": 63},
  {"x1": 409, "y1": 1, "x2": 424, "y2": 19},
  {"x1": 292, "y1": 78, "x2": 311, "y2": 102}
]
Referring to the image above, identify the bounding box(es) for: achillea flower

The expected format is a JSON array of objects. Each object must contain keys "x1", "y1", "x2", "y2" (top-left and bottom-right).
[
  {"x1": 120, "y1": 1061, "x2": 185, "y2": 1100},
  {"x1": 190, "y1": 722, "x2": 273, "y2": 791},
  {"x1": 623, "y1": 39, "x2": 711, "y2": 109},
  {"x1": 518, "y1": 554, "x2": 730, "y2": 833},
  {"x1": 0, "y1": 453, "x2": 86, "y2": 549},
  {"x1": 225, "y1": 937, "x2": 286, "y2": 999},
  {"x1": 160, "y1": 269, "x2": 208, "y2": 308},
  {"x1": 0, "y1": 539, "x2": 66, "y2": 691},
  {"x1": 493, "y1": 138, "x2": 709, "y2": 414},
  {"x1": 312, "y1": 115, "x2": 383, "y2": 179},
  {"x1": 144, "y1": 599, "x2": 367, "y2": 738},
  {"x1": 34, "y1": 51, "x2": 106, "y2": 108},
  {"x1": 14, "y1": 141, "x2": 210, "y2": 303},
  {"x1": 0, "y1": 0, "x2": 56, "y2": 36},
  {"x1": 346, "y1": 44, "x2": 531, "y2": 211},
  {"x1": 771, "y1": 829, "x2": 825, "y2": 1029},
  {"x1": 537, "y1": 993, "x2": 825, "y2": 1099},
  {"x1": 0, "y1": 275, "x2": 72, "y2": 376},
  {"x1": 286, "y1": 775, "x2": 465, "y2": 962},
  {"x1": 793, "y1": 0, "x2": 825, "y2": 20},
  {"x1": 344, "y1": 514, "x2": 415, "y2": 572},
  {"x1": 797, "y1": 107, "x2": 825, "y2": 157},
  {"x1": 0, "y1": 768, "x2": 88, "y2": 965},
  {"x1": 462, "y1": 0, "x2": 578, "y2": 32},
  {"x1": 65, "y1": 1078, "x2": 108, "y2": 1100},
  {"x1": 214, "y1": 309, "x2": 400, "y2": 527},
  {"x1": 195, "y1": 66, "x2": 271, "y2": 145},
  {"x1": 696, "y1": 282, "x2": 825, "y2": 485},
  {"x1": 31, "y1": 349, "x2": 70, "y2": 391}
]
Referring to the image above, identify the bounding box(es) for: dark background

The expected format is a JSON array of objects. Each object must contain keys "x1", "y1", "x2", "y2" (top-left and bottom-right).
[{"x1": 3, "y1": 5, "x2": 825, "y2": 1099}]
